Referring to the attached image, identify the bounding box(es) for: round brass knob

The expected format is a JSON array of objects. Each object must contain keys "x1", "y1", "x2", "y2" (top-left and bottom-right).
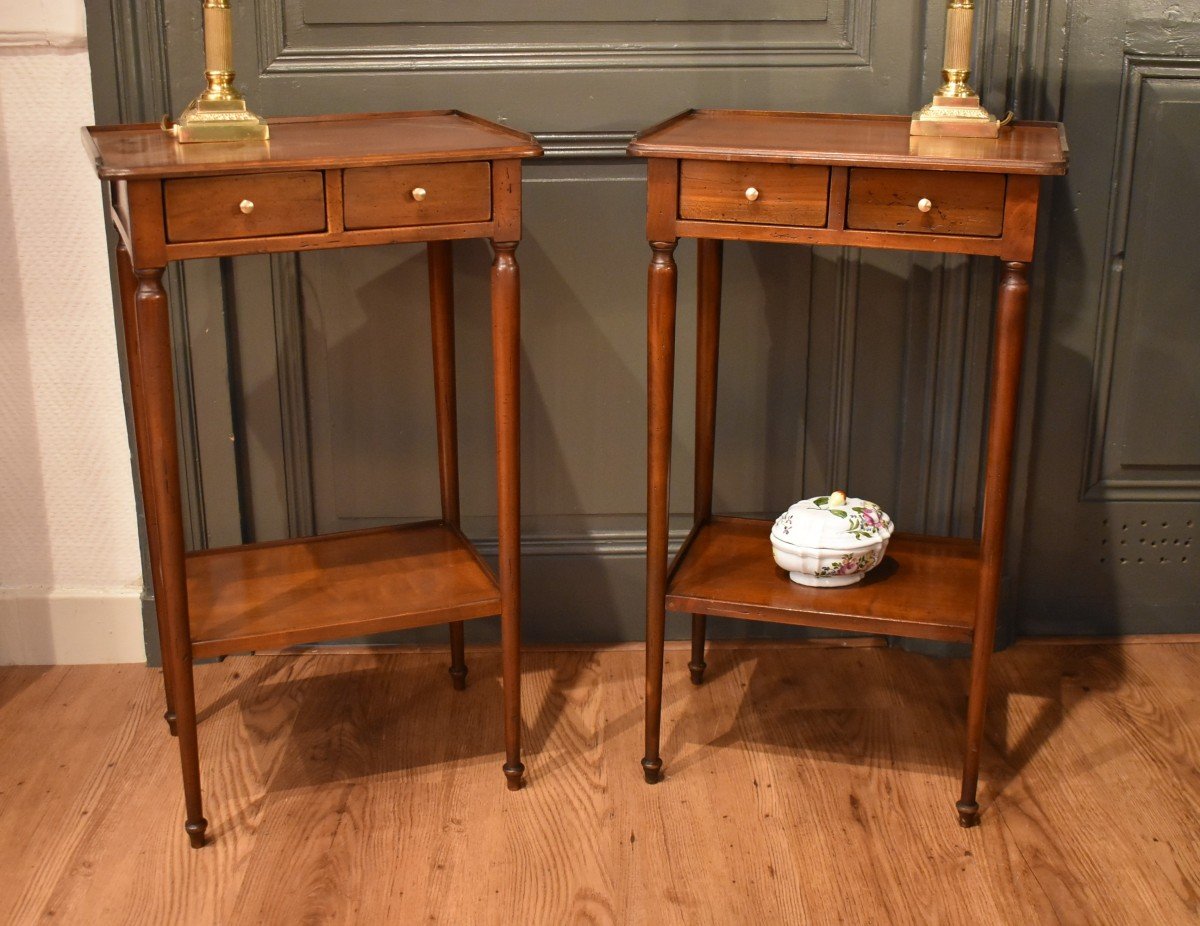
[
  {"x1": 745, "y1": 187, "x2": 760, "y2": 203},
  {"x1": 239, "y1": 200, "x2": 255, "y2": 215},
  {"x1": 412, "y1": 187, "x2": 428, "y2": 202},
  {"x1": 917, "y1": 197, "x2": 933, "y2": 213}
]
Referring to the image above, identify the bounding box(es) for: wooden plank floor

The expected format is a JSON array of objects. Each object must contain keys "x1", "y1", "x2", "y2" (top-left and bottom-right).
[{"x1": 1, "y1": 640, "x2": 1197, "y2": 924}]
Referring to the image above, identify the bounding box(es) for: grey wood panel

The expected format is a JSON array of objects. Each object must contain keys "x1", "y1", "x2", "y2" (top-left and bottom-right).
[
  {"x1": 243, "y1": 0, "x2": 896, "y2": 133},
  {"x1": 1085, "y1": 65, "x2": 1200, "y2": 498},
  {"x1": 301, "y1": 241, "x2": 450, "y2": 530},
  {"x1": 1017, "y1": 5, "x2": 1200, "y2": 634},
  {"x1": 222, "y1": 255, "x2": 305, "y2": 543},
  {"x1": 303, "y1": 164, "x2": 684, "y2": 538}
]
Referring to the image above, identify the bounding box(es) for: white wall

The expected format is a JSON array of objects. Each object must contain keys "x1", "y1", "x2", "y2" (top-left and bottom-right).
[{"x1": 0, "y1": 0, "x2": 146, "y2": 663}]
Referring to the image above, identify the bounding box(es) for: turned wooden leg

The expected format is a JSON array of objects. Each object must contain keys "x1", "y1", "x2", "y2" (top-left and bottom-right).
[
  {"x1": 958, "y1": 261, "x2": 1029, "y2": 827},
  {"x1": 116, "y1": 243, "x2": 177, "y2": 736},
  {"x1": 644, "y1": 240, "x2": 678, "y2": 784},
  {"x1": 428, "y1": 240, "x2": 468, "y2": 692},
  {"x1": 491, "y1": 240, "x2": 524, "y2": 791},
  {"x1": 689, "y1": 238, "x2": 723, "y2": 687},
  {"x1": 134, "y1": 266, "x2": 207, "y2": 847}
]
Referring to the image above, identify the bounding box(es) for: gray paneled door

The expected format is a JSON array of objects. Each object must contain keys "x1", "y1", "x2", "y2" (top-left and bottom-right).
[
  {"x1": 84, "y1": 0, "x2": 1197, "y2": 654},
  {"x1": 1015, "y1": 2, "x2": 1200, "y2": 633}
]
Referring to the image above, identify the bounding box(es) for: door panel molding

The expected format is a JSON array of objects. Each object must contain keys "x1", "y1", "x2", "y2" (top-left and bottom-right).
[
  {"x1": 258, "y1": 0, "x2": 872, "y2": 73},
  {"x1": 1084, "y1": 55, "x2": 1200, "y2": 501},
  {"x1": 301, "y1": 0, "x2": 833, "y2": 25}
]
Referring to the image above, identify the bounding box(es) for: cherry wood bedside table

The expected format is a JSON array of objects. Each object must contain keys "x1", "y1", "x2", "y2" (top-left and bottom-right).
[
  {"x1": 629, "y1": 109, "x2": 1067, "y2": 825},
  {"x1": 84, "y1": 111, "x2": 542, "y2": 847}
]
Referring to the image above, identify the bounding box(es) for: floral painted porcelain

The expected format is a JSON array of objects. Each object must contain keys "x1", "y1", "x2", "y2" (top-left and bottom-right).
[{"x1": 770, "y1": 490, "x2": 894, "y2": 587}]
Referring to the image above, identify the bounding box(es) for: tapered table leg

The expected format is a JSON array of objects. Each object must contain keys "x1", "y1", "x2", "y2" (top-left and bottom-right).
[
  {"x1": 134, "y1": 267, "x2": 207, "y2": 848},
  {"x1": 958, "y1": 260, "x2": 1029, "y2": 827},
  {"x1": 644, "y1": 240, "x2": 679, "y2": 783},
  {"x1": 689, "y1": 238, "x2": 723, "y2": 686},
  {"x1": 428, "y1": 240, "x2": 468, "y2": 691},
  {"x1": 116, "y1": 243, "x2": 177, "y2": 736},
  {"x1": 490, "y1": 240, "x2": 524, "y2": 791}
]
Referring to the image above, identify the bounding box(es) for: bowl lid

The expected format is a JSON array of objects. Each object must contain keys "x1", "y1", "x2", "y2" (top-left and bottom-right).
[{"x1": 770, "y1": 491, "x2": 894, "y2": 551}]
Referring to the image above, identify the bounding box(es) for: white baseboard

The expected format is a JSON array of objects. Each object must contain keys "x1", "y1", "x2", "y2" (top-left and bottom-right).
[{"x1": 0, "y1": 589, "x2": 146, "y2": 665}]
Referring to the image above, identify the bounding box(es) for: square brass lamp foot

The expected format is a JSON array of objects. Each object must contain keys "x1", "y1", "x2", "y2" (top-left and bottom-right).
[
  {"x1": 171, "y1": 97, "x2": 269, "y2": 144},
  {"x1": 911, "y1": 94, "x2": 1001, "y2": 139}
]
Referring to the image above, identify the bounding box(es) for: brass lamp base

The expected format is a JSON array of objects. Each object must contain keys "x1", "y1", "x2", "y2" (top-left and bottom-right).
[
  {"x1": 170, "y1": 96, "x2": 269, "y2": 144},
  {"x1": 910, "y1": 94, "x2": 1000, "y2": 139}
]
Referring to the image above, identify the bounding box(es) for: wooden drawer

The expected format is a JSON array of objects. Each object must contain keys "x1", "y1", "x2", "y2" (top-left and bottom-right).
[
  {"x1": 847, "y1": 168, "x2": 1006, "y2": 237},
  {"x1": 680, "y1": 161, "x2": 829, "y2": 227},
  {"x1": 164, "y1": 171, "x2": 326, "y2": 243},
  {"x1": 343, "y1": 162, "x2": 492, "y2": 230}
]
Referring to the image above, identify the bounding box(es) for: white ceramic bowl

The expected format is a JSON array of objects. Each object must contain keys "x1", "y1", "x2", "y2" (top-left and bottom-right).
[{"x1": 770, "y1": 492, "x2": 894, "y2": 588}]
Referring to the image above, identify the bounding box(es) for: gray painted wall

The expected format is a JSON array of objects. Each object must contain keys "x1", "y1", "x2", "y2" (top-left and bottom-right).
[{"x1": 83, "y1": 0, "x2": 1199, "y2": 660}]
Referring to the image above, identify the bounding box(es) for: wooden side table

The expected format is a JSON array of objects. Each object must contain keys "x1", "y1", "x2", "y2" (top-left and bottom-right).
[
  {"x1": 84, "y1": 111, "x2": 542, "y2": 847},
  {"x1": 629, "y1": 110, "x2": 1067, "y2": 825}
]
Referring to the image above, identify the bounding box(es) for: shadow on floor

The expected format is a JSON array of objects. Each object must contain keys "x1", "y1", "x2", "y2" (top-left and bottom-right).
[
  {"x1": 194, "y1": 650, "x2": 581, "y2": 793},
  {"x1": 624, "y1": 641, "x2": 1129, "y2": 820}
]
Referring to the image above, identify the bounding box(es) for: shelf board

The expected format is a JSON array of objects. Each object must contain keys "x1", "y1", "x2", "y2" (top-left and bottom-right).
[
  {"x1": 666, "y1": 517, "x2": 979, "y2": 643},
  {"x1": 186, "y1": 521, "x2": 500, "y2": 658}
]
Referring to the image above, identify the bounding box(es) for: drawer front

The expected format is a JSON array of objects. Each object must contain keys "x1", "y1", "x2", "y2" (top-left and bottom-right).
[
  {"x1": 164, "y1": 171, "x2": 326, "y2": 243},
  {"x1": 680, "y1": 161, "x2": 830, "y2": 227},
  {"x1": 343, "y1": 162, "x2": 492, "y2": 230},
  {"x1": 847, "y1": 168, "x2": 1006, "y2": 237}
]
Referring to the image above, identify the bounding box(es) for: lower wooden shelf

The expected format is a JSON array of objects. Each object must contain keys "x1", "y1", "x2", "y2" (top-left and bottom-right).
[
  {"x1": 666, "y1": 517, "x2": 979, "y2": 643},
  {"x1": 186, "y1": 520, "x2": 500, "y2": 659}
]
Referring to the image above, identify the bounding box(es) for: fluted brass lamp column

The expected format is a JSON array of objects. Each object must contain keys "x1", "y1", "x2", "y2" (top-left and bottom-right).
[
  {"x1": 167, "y1": 0, "x2": 268, "y2": 143},
  {"x1": 911, "y1": 0, "x2": 1000, "y2": 138}
]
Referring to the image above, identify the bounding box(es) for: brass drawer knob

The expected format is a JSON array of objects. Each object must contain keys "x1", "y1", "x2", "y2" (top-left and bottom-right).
[
  {"x1": 239, "y1": 199, "x2": 255, "y2": 215},
  {"x1": 745, "y1": 187, "x2": 760, "y2": 203},
  {"x1": 917, "y1": 197, "x2": 933, "y2": 213},
  {"x1": 412, "y1": 187, "x2": 428, "y2": 202}
]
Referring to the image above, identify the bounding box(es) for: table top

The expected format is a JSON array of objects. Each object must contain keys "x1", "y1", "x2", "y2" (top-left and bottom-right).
[
  {"x1": 629, "y1": 109, "x2": 1068, "y2": 175},
  {"x1": 84, "y1": 110, "x2": 543, "y2": 180}
]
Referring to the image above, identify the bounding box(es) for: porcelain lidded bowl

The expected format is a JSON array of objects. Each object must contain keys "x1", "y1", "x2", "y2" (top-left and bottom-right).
[{"x1": 770, "y1": 491, "x2": 894, "y2": 588}]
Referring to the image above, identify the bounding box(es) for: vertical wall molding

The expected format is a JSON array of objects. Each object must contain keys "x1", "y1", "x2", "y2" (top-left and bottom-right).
[
  {"x1": 254, "y1": 0, "x2": 287, "y2": 76},
  {"x1": 930, "y1": 256, "x2": 971, "y2": 536},
  {"x1": 104, "y1": 0, "x2": 171, "y2": 123},
  {"x1": 271, "y1": 254, "x2": 317, "y2": 537},
  {"x1": 827, "y1": 249, "x2": 861, "y2": 491},
  {"x1": 168, "y1": 263, "x2": 209, "y2": 548}
]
